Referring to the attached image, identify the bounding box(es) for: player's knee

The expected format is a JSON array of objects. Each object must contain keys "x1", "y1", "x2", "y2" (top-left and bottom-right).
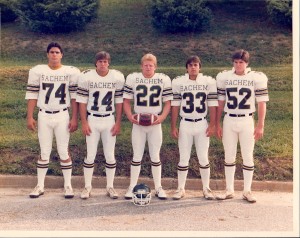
[
  {"x1": 84, "y1": 157, "x2": 95, "y2": 165},
  {"x1": 105, "y1": 158, "x2": 116, "y2": 165}
]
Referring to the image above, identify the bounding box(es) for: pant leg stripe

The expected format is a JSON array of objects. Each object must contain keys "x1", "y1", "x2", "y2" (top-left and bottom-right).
[
  {"x1": 61, "y1": 164, "x2": 72, "y2": 170},
  {"x1": 177, "y1": 165, "x2": 189, "y2": 171},
  {"x1": 199, "y1": 163, "x2": 210, "y2": 169},
  {"x1": 151, "y1": 161, "x2": 161, "y2": 167},
  {"x1": 224, "y1": 162, "x2": 236, "y2": 167},
  {"x1": 37, "y1": 163, "x2": 49, "y2": 169},
  {"x1": 131, "y1": 161, "x2": 141, "y2": 166},
  {"x1": 83, "y1": 162, "x2": 94, "y2": 168},
  {"x1": 243, "y1": 164, "x2": 254, "y2": 171},
  {"x1": 105, "y1": 162, "x2": 117, "y2": 169}
]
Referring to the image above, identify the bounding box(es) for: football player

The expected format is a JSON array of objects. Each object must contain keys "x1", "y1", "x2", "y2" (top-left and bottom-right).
[
  {"x1": 26, "y1": 42, "x2": 80, "y2": 199},
  {"x1": 171, "y1": 55, "x2": 218, "y2": 200},
  {"x1": 123, "y1": 53, "x2": 173, "y2": 200},
  {"x1": 77, "y1": 51, "x2": 125, "y2": 199},
  {"x1": 216, "y1": 49, "x2": 269, "y2": 203}
]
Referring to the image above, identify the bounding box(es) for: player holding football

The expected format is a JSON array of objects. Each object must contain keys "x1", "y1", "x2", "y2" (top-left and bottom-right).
[
  {"x1": 77, "y1": 51, "x2": 125, "y2": 199},
  {"x1": 26, "y1": 42, "x2": 80, "y2": 199},
  {"x1": 123, "y1": 53, "x2": 173, "y2": 200},
  {"x1": 216, "y1": 49, "x2": 269, "y2": 203},
  {"x1": 171, "y1": 55, "x2": 218, "y2": 200}
]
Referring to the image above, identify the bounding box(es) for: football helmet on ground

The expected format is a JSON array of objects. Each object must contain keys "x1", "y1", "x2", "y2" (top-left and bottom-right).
[{"x1": 132, "y1": 183, "x2": 151, "y2": 206}]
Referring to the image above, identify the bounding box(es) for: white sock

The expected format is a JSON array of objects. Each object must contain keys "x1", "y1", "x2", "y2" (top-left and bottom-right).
[
  {"x1": 151, "y1": 161, "x2": 162, "y2": 190},
  {"x1": 37, "y1": 161, "x2": 49, "y2": 189},
  {"x1": 105, "y1": 162, "x2": 116, "y2": 188},
  {"x1": 243, "y1": 164, "x2": 254, "y2": 192},
  {"x1": 177, "y1": 169, "x2": 188, "y2": 190},
  {"x1": 129, "y1": 161, "x2": 141, "y2": 188},
  {"x1": 61, "y1": 161, "x2": 72, "y2": 188},
  {"x1": 225, "y1": 163, "x2": 236, "y2": 192},
  {"x1": 199, "y1": 165, "x2": 210, "y2": 190},
  {"x1": 83, "y1": 162, "x2": 94, "y2": 188}
]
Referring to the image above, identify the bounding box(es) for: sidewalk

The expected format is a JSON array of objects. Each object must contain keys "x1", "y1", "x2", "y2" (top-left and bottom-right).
[{"x1": 0, "y1": 175, "x2": 293, "y2": 192}]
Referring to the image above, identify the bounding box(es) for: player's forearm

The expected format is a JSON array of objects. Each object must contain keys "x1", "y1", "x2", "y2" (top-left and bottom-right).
[
  {"x1": 79, "y1": 103, "x2": 88, "y2": 123},
  {"x1": 160, "y1": 100, "x2": 171, "y2": 120},
  {"x1": 70, "y1": 99, "x2": 78, "y2": 120},
  {"x1": 216, "y1": 100, "x2": 225, "y2": 126},
  {"x1": 257, "y1": 101, "x2": 266, "y2": 128},
  {"x1": 115, "y1": 103, "x2": 123, "y2": 124},
  {"x1": 27, "y1": 99, "x2": 37, "y2": 119},
  {"x1": 171, "y1": 106, "x2": 179, "y2": 129},
  {"x1": 208, "y1": 106, "x2": 217, "y2": 127},
  {"x1": 123, "y1": 99, "x2": 133, "y2": 119}
]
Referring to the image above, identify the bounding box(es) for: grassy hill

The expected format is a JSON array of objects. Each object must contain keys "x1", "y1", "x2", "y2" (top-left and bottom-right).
[
  {"x1": 0, "y1": 0, "x2": 293, "y2": 181},
  {"x1": 1, "y1": 0, "x2": 292, "y2": 67}
]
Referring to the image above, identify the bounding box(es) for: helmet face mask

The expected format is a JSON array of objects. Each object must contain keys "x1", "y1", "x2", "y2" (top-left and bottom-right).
[{"x1": 132, "y1": 183, "x2": 151, "y2": 206}]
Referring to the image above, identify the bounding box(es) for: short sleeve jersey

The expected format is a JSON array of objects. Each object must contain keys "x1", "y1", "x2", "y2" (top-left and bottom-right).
[
  {"x1": 25, "y1": 65, "x2": 80, "y2": 111},
  {"x1": 76, "y1": 69, "x2": 125, "y2": 114},
  {"x1": 216, "y1": 68, "x2": 269, "y2": 114},
  {"x1": 172, "y1": 73, "x2": 218, "y2": 119},
  {"x1": 123, "y1": 72, "x2": 173, "y2": 114}
]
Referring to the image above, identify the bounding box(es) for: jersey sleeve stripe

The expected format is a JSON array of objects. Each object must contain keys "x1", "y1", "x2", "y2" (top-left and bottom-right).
[
  {"x1": 77, "y1": 87, "x2": 89, "y2": 97},
  {"x1": 162, "y1": 87, "x2": 172, "y2": 97},
  {"x1": 255, "y1": 88, "x2": 268, "y2": 97},
  {"x1": 26, "y1": 85, "x2": 40, "y2": 93},
  {"x1": 217, "y1": 88, "x2": 225, "y2": 96},
  {"x1": 173, "y1": 93, "x2": 181, "y2": 100},
  {"x1": 207, "y1": 92, "x2": 218, "y2": 101},
  {"x1": 123, "y1": 85, "x2": 133, "y2": 95}
]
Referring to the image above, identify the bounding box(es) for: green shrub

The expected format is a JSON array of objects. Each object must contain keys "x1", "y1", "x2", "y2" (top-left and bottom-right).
[
  {"x1": 0, "y1": 0, "x2": 18, "y2": 23},
  {"x1": 266, "y1": 0, "x2": 292, "y2": 28},
  {"x1": 14, "y1": 0, "x2": 99, "y2": 33},
  {"x1": 150, "y1": 0, "x2": 213, "y2": 33}
]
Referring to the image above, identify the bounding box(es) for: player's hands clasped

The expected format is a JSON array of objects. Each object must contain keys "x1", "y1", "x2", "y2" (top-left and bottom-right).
[{"x1": 130, "y1": 114, "x2": 139, "y2": 125}]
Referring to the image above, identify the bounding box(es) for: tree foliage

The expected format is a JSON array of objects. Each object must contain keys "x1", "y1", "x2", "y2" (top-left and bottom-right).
[
  {"x1": 0, "y1": 0, "x2": 18, "y2": 23},
  {"x1": 150, "y1": 0, "x2": 213, "y2": 33},
  {"x1": 14, "y1": 0, "x2": 99, "y2": 33},
  {"x1": 266, "y1": 0, "x2": 292, "y2": 28}
]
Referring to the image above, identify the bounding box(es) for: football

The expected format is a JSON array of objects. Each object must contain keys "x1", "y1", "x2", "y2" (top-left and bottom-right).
[{"x1": 134, "y1": 113, "x2": 158, "y2": 126}]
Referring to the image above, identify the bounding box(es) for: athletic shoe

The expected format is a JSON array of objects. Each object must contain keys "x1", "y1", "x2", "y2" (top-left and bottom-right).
[
  {"x1": 81, "y1": 187, "x2": 92, "y2": 199},
  {"x1": 203, "y1": 187, "x2": 215, "y2": 200},
  {"x1": 243, "y1": 191, "x2": 257, "y2": 203},
  {"x1": 155, "y1": 187, "x2": 167, "y2": 200},
  {"x1": 106, "y1": 187, "x2": 118, "y2": 199},
  {"x1": 173, "y1": 188, "x2": 185, "y2": 200},
  {"x1": 29, "y1": 185, "x2": 44, "y2": 198},
  {"x1": 124, "y1": 186, "x2": 134, "y2": 200},
  {"x1": 216, "y1": 190, "x2": 234, "y2": 200},
  {"x1": 64, "y1": 186, "x2": 74, "y2": 199}
]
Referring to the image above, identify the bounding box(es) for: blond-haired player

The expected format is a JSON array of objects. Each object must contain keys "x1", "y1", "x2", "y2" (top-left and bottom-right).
[{"x1": 123, "y1": 53, "x2": 173, "y2": 200}]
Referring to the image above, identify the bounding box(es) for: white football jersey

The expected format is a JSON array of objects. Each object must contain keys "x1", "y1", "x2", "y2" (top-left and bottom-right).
[
  {"x1": 76, "y1": 69, "x2": 125, "y2": 114},
  {"x1": 25, "y1": 65, "x2": 80, "y2": 111},
  {"x1": 172, "y1": 73, "x2": 218, "y2": 119},
  {"x1": 216, "y1": 68, "x2": 269, "y2": 114},
  {"x1": 123, "y1": 72, "x2": 173, "y2": 114}
]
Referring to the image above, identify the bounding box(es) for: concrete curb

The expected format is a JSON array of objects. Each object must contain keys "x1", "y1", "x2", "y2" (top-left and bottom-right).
[{"x1": 0, "y1": 175, "x2": 293, "y2": 192}]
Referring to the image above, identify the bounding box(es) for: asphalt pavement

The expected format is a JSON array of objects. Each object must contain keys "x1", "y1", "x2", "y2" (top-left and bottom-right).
[{"x1": 0, "y1": 175, "x2": 298, "y2": 237}]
